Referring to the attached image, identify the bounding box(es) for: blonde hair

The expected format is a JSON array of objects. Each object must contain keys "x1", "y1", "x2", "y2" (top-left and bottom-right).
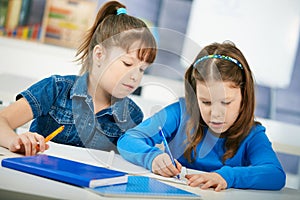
[
  {"x1": 76, "y1": 1, "x2": 157, "y2": 75},
  {"x1": 184, "y1": 42, "x2": 258, "y2": 162}
]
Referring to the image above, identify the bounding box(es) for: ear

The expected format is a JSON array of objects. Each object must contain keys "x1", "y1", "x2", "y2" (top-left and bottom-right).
[{"x1": 93, "y1": 45, "x2": 105, "y2": 64}]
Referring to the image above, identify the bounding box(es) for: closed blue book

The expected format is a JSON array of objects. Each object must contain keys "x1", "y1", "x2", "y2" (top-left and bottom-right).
[{"x1": 1, "y1": 154, "x2": 128, "y2": 188}]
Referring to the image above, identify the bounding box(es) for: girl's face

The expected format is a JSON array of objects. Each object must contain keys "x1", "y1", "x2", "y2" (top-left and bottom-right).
[
  {"x1": 93, "y1": 45, "x2": 149, "y2": 99},
  {"x1": 196, "y1": 80, "x2": 242, "y2": 134}
]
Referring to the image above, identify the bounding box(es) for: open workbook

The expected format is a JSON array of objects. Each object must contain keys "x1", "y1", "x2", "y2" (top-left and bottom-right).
[
  {"x1": 89, "y1": 175, "x2": 201, "y2": 199},
  {"x1": 147, "y1": 166, "x2": 205, "y2": 185}
]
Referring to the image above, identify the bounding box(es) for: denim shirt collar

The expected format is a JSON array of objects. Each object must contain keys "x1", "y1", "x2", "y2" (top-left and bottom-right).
[
  {"x1": 110, "y1": 98, "x2": 129, "y2": 123},
  {"x1": 70, "y1": 72, "x2": 89, "y2": 99},
  {"x1": 70, "y1": 72, "x2": 129, "y2": 123}
]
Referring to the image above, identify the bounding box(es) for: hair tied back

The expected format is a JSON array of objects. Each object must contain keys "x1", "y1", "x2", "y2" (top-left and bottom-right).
[{"x1": 116, "y1": 7, "x2": 127, "y2": 15}]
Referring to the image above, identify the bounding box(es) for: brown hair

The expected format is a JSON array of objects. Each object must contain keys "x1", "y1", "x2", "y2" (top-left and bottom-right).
[
  {"x1": 76, "y1": 1, "x2": 157, "y2": 75},
  {"x1": 184, "y1": 41, "x2": 258, "y2": 163}
]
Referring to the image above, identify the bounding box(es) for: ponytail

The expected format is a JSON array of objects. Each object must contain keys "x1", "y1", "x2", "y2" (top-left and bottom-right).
[
  {"x1": 76, "y1": 1, "x2": 125, "y2": 74},
  {"x1": 75, "y1": 1, "x2": 156, "y2": 75}
]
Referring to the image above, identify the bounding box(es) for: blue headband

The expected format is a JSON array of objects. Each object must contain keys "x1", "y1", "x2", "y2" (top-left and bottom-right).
[
  {"x1": 193, "y1": 54, "x2": 243, "y2": 70},
  {"x1": 117, "y1": 8, "x2": 127, "y2": 15}
]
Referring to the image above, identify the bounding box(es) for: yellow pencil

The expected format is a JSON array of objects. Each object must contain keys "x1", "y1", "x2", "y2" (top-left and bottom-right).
[{"x1": 45, "y1": 125, "x2": 65, "y2": 143}]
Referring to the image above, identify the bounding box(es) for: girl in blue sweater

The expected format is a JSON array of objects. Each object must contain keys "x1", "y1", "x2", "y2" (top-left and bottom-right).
[{"x1": 118, "y1": 41, "x2": 286, "y2": 191}]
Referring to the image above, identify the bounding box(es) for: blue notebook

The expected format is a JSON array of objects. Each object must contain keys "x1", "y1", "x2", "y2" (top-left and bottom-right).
[
  {"x1": 1, "y1": 154, "x2": 128, "y2": 188},
  {"x1": 91, "y1": 176, "x2": 201, "y2": 199}
]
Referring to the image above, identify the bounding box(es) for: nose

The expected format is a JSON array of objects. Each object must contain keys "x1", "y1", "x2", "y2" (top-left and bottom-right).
[
  {"x1": 211, "y1": 104, "x2": 225, "y2": 119},
  {"x1": 130, "y1": 74, "x2": 137, "y2": 82},
  {"x1": 130, "y1": 68, "x2": 140, "y2": 82}
]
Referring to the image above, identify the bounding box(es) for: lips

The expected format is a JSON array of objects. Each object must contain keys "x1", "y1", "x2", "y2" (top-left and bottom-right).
[
  {"x1": 122, "y1": 83, "x2": 134, "y2": 90},
  {"x1": 209, "y1": 121, "x2": 225, "y2": 129}
]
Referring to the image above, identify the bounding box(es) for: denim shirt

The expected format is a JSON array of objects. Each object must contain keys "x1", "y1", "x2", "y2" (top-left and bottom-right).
[{"x1": 17, "y1": 73, "x2": 143, "y2": 152}]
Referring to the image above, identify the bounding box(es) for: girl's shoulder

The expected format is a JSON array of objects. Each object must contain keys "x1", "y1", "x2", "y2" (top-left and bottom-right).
[
  {"x1": 250, "y1": 122, "x2": 266, "y2": 134},
  {"x1": 34, "y1": 74, "x2": 78, "y2": 87},
  {"x1": 22, "y1": 75, "x2": 79, "y2": 94},
  {"x1": 161, "y1": 98, "x2": 189, "y2": 122},
  {"x1": 176, "y1": 97, "x2": 187, "y2": 110},
  {"x1": 245, "y1": 123, "x2": 268, "y2": 141},
  {"x1": 49, "y1": 74, "x2": 78, "y2": 84},
  {"x1": 162, "y1": 97, "x2": 187, "y2": 115}
]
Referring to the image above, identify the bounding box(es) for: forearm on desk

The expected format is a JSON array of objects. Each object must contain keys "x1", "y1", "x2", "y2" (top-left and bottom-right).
[
  {"x1": 0, "y1": 98, "x2": 35, "y2": 149},
  {"x1": 0, "y1": 117, "x2": 19, "y2": 149}
]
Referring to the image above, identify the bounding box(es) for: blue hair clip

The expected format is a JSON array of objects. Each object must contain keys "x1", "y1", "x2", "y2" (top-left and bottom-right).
[
  {"x1": 194, "y1": 54, "x2": 243, "y2": 70},
  {"x1": 117, "y1": 7, "x2": 127, "y2": 15}
]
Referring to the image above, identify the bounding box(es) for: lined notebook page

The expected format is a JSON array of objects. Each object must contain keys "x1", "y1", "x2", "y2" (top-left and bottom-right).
[{"x1": 45, "y1": 142, "x2": 149, "y2": 174}]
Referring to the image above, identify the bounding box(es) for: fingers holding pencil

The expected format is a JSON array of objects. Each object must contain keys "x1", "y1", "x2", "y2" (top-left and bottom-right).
[
  {"x1": 45, "y1": 125, "x2": 64, "y2": 143},
  {"x1": 9, "y1": 132, "x2": 48, "y2": 156},
  {"x1": 37, "y1": 125, "x2": 64, "y2": 152},
  {"x1": 9, "y1": 126, "x2": 64, "y2": 156}
]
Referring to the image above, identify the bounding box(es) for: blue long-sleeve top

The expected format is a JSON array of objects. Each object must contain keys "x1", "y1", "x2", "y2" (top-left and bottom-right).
[{"x1": 118, "y1": 98, "x2": 286, "y2": 190}]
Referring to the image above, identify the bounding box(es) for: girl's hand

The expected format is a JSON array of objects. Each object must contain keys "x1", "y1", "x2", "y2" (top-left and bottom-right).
[
  {"x1": 151, "y1": 153, "x2": 182, "y2": 177},
  {"x1": 8, "y1": 132, "x2": 49, "y2": 156},
  {"x1": 186, "y1": 172, "x2": 227, "y2": 192}
]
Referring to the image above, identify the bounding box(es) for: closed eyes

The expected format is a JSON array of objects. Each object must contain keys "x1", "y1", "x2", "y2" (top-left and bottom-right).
[
  {"x1": 123, "y1": 61, "x2": 133, "y2": 67},
  {"x1": 201, "y1": 101, "x2": 231, "y2": 105}
]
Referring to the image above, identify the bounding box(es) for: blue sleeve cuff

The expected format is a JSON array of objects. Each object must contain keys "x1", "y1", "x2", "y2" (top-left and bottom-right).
[{"x1": 215, "y1": 166, "x2": 235, "y2": 189}]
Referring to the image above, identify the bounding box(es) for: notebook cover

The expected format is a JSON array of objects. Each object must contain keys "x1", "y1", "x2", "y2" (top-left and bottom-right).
[
  {"x1": 91, "y1": 176, "x2": 201, "y2": 199},
  {"x1": 1, "y1": 154, "x2": 127, "y2": 188}
]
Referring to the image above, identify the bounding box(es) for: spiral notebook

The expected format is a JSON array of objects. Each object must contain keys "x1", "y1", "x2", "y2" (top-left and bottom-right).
[{"x1": 90, "y1": 176, "x2": 201, "y2": 199}]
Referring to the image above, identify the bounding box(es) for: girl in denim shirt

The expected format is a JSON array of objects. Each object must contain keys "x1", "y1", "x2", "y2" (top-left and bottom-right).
[{"x1": 0, "y1": 1, "x2": 157, "y2": 156}]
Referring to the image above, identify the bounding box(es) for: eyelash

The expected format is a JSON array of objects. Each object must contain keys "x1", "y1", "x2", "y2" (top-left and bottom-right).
[
  {"x1": 222, "y1": 101, "x2": 231, "y2": 105},
  {"x1": 122, "y1": 61, "x2": 147, "y2": 73},
  {"x1": 123, "y1": 62, "x2": 132, "y2": 67},
  {"x1": 202, "y1": 101, "x2": 211, "y2": 105},
  {"x1": 201, "y1": 101, "x2": 231, "y2": 105}
]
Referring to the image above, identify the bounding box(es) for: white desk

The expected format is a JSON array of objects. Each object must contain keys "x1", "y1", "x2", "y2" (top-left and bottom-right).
[{"x1": 0, "y1": 143, "x2": 299, "y2": 200}]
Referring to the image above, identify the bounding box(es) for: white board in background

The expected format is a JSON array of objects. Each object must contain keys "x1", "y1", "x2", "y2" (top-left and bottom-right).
[{"x1": 182, "y1": 0, "x2": 300, "y2": 89}]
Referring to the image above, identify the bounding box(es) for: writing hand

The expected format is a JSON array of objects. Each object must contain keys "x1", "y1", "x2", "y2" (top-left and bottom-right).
[{"x1": 151, "y1": 153, "x2": 182, "y2": 177}]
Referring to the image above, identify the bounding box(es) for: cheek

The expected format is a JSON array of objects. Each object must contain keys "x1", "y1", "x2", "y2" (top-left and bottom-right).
[
  {"x1": 112, "y1": 67, "x2": 133, "y2": 83},
  {"x1": 104, "y1": 66, "x2": 125, "y2": 83},
  {"x1": 136, "y1": 73, "x2": 143, "y2": 82},
  {"x1": 98, "y1": 71, "x2": 119, "y2": 91},
  {"x1": 198, "y1": 104, "x2": 210, "y2": 119},
  {"x1": 225, "y1": 104, "x2": 240, "y2": 121}
]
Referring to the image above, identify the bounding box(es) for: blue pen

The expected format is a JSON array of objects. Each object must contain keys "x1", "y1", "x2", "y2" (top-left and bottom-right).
[{"x1": 158, "y1": 126, "x2": 180, "y2": 179}]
